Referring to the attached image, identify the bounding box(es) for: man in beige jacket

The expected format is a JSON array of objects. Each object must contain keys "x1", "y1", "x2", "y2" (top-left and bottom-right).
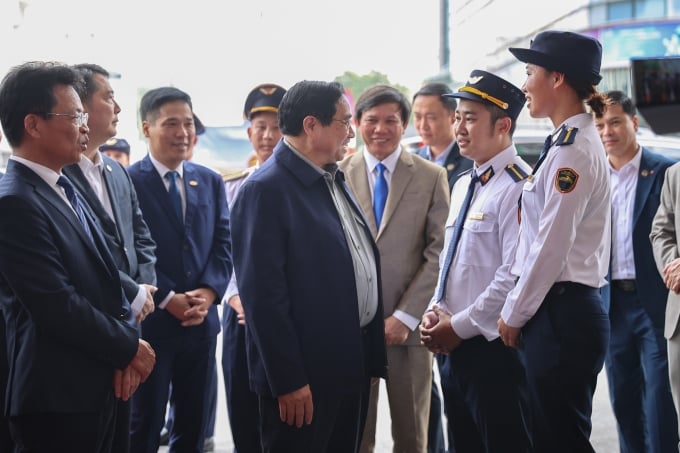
[{"x1": 339, "y1": 84, "x2": 449, "y2": 453}]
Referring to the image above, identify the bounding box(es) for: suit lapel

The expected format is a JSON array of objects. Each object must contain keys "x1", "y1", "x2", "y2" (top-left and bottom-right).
[
  {"x1": 63, "y1": 164, "x2": 118, "y2": 237},
  {"x1": 11, "y1": 162, "x2": 116, "y2": 278},
  {"x1": 346, "y1": 153, "x2": 378, "y2": 236},
  {"x1": 378, "y1": 150, "x2": 414, "y2": 240},
  {"x1": 633, "y1": 150, "x2": 659, "y2": 227},
  {"x1": 100, "y1": 157, "x2": 125, "y2": 243}
]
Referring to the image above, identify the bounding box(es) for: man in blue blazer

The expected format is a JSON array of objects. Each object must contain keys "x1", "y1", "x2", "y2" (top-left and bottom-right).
[
  {"x1": 0, "y1": 135, "x2": 11, "y2": 453},
  {"x1": 128, "y1": 86, "x2": 231, "y2": 453},
  {"x1": 0, "y1": 61, "x2": 155, "y2": 453},
  {"x1": 594, "y1": 90, "x2": 679, "y2": 453},
  {"x1": 230, "y1": 80, "x2": 387, "y2": 453}
]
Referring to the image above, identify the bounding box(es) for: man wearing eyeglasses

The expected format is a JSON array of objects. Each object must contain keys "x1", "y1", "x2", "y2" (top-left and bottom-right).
[
  {"x1": 0, "y1": 61, "x2": 156, "y2": 453},
  {"x1": 230, "y1": 80, "x2": 387, "y2": 453},
  {"x1": 339, "y1": 85, "x2": 449, "y2": 453}
]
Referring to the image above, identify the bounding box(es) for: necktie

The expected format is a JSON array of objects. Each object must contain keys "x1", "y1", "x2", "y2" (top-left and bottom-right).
[
  {"x1": 165, "y1": 171, "x2": 183, "y2": 224},
  {"x1": 434, "y1": 171, "x2": 480, "y2": 301},
  {"x1": 57, "y1": 176, "x2": 94, "y2": 240},
  {"x1": 373, "y1": 163, "x2": 388, "y2": 228},
  {"x1": 532, "y1": 134, "x2": 553, "y2": 175}
]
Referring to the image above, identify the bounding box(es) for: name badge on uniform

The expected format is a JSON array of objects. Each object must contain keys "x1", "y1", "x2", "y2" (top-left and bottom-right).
[{"x1": 468, "y1": 212, "x2": 484, "y2": 221}]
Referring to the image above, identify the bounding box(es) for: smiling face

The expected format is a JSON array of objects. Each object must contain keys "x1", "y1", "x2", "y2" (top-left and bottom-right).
[
  {"x1": 521, "y1": 63, "x2": 557, "y2": 120},
  {"x1": 357, "y1": 102, "x2": 405, "y2": 161},
  {"x1": 454, "y1": 99, "x2": 510, "y2": 166},
  {"x1": 247, "y1": 111, "x2": 281, "y2": 164},
  {"x1": 142, "y1": 100, "x2": 195, "y2": 169},
  {"x1": 594, "y1": 102, "x2": 639, "y2": 163}
]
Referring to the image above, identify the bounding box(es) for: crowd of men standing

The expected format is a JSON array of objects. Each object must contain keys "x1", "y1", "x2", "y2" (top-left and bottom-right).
[{"x1": 2, "y1": 28, "x2": 680, "y2": 453}]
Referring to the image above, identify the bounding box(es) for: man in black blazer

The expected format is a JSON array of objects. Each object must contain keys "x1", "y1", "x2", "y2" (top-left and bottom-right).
[
  {"x1": 413, "y1": 83, "x2": 473, "y2": 191},
  {"x1": 231, "y1": 80, "x2": 387, "y2": 453},
  {"x1": 0, "y1": 131, "x2": 10, "y2": 453},
  {"x1": 62, "y1": 63, "x2": 158, "y2": 453},
  {"x1": 0, "y1": 61, "x2": 156, "y2": 453}
]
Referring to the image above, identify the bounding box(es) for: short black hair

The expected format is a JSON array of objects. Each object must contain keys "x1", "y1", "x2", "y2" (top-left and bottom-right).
[
  {"x1": 0, "y1": 61, "x2": 83, "y2": 147},
  {"x1": 355, "y1": 85, "x2": 410, "y2": 126},
  {"x1": 139, "y1": 86, "x2": 193, "y2": 123},
  {"x1": 278, "y1": 81, "x2": 345, "y2": 136},
  {"x1": 412, "y1": 82, "x2": 457, "y2": 112},
  {"x1": 72, "y1": 63, "x2": 109, "y2": 102},
  {"x1": 601, "y1": 90, "x2": 637, "y2": 117}
]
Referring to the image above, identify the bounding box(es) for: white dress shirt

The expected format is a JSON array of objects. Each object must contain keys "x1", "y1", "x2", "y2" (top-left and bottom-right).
[
  {"x1": 609, "y1": 148, "x2": 641, "y2": 280},
  {"x1": 430, "y1": 146, "x2": 531, "y2": 340},
  {"x1": 362, "y1": 147, "x2": 420, "y2": 331},
  {"x1": 77, "y1": 152, "x2": 115, "y2": 221},
  {"x1": 502, "y1": 113, "x2": 612, "y2": 328}
]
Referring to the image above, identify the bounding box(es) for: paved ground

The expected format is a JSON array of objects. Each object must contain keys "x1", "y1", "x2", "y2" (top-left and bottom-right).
[{"x1": 159, "y1": 331, "x2": 620, "y2": 453}]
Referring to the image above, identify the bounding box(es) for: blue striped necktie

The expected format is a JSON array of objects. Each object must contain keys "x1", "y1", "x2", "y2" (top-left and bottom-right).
[
  {"x1": 57, "y1": 176, "x2": 94, "y2": 240},
  {"x1": 373, "y1": 163, "x2": 388, "y2": 228},
  {"x1": 434, "y1": 171, "x2": 480, "y2": 301}
]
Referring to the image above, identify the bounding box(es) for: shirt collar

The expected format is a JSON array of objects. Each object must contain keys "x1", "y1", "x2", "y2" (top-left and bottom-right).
[
  {"x1": 363, "y1": 146, "x2": 402, "y2": 174},
  {"x1": 77, "y1": 152, "x2": 104, "y2": 173},
  {"x1": 149, "y1": 153, "x2": 184, "y2": 179},
  {"x1": 10, "y1": 155, "x2": 61, "y2": 188},
  {"x1": 609, "y1": 145, "x2": 642, "y2": 174},
  {"x1": 473, "y1": 144, "x2": 518, "y2": 179}
]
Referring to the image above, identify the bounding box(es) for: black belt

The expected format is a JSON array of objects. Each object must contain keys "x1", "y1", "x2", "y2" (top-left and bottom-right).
[{"x1": 611, "y1": 279, "x2": 636, "y2": 292}]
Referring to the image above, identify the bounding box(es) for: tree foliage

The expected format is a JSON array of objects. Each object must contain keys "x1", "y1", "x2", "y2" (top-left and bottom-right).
[{"x1": 334, "y1": 70, "x2": 411, "y2": 110}]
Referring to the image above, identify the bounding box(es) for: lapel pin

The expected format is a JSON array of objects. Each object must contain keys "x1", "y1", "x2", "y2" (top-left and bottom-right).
[
  {"x1": 189, "y1": 180, "x2": 199, "y2": 187},
  {"x1": 641, "y1": 169, "x2": 649, "y2": 177},
  {"x1": 106, "y1": 164, "x2": 113, "y2": 172},
  {"x1": 446, "y1": 163, "x2": 455, "y2": 171}
]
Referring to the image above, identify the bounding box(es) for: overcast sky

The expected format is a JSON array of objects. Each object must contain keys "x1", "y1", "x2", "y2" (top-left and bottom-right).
[{"x1": 0, "y1": 0, "x2": 441, "y2": 129}]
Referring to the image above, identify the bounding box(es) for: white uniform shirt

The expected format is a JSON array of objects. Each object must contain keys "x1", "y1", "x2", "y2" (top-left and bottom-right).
[
  {"x1": 77, "y1": 152, "x2": 115, "y2": 221},
  {"x1": 502, "y1": 113, "x2": 611, "y2": 328},
  {"x1": 430, "y1": 145, "x2": 531, "y2": 340},
  {"x1": 609, "y1": 149, "x2": 641, "y2": 280}
]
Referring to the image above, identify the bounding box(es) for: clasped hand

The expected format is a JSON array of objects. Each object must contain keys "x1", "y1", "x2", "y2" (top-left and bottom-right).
[{"x1": 419, "y1": 305, "x2": 461, "y2": 354}]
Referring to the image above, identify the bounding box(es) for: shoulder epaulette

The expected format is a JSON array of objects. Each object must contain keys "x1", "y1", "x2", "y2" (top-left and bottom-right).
[
  {"x1": 554, "y1": 126, "x2": 578, "y2": 146},
  {"x1": 223, "y1": 169, "x2": 249, "y2": 183},
  {"x1": 505, "y1": 163, "x2": 528, "y2": 182}
]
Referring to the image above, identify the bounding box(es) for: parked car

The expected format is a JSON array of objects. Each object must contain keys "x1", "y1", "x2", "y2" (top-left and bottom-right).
[{"x1": 403, "y1": 125, "x2": 680, "y2": 166}]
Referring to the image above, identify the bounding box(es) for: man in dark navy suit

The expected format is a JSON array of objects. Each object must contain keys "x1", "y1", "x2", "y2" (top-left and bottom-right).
[
  {"x1": 230, "y1": 80, "x2": 387, "y2": 453},
  {"x1": 0, "y1": 61, "x2": 155, "y2": 453},
  {"x1": 63, "y1": 63, "x2": 158, "y2": 453},
  {"x1": 0, "y1": 131, "x2": 11, "y2": 453},
  {"x1": 413, "y1": 83, "x2": 473, "y2": 191},
  {"x1": 594, "y1": 90, "x2": 678, "y2": 453},
  {"x1": 128, "y1": 86, "x2": 231, "y2": 453}
]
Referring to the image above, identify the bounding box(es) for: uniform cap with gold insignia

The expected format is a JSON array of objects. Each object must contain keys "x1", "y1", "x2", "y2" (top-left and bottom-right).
[
  {"x1": 99, "y1": 138, "x2": 130, "y2": 155},
  {"x1": 444, "y1": 70, "x2": 525, "y2": 121},
  {"x1": 509, "y1": 30, "x2": 602, "y2": 85},
  {"x1": 243, "y1": 83, "x2": 287, "y2": 121}
]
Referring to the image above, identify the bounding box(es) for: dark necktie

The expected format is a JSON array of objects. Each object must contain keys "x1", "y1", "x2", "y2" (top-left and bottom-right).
[
  {"x1": 57, "y1": 176, "x2": 94, "y2": 240},
  {"x1": 165, "y1": 171, "x2": 183, "y2": 224},
  {"x1": 532, "y1": 134, "x2": 553, "y2": 175},
  {"x1": 373, "y1": 163, "x2": 388, "y2": 228},
  {"x1": 434, "y1": 171, "x2": 481, "y2": 301}
]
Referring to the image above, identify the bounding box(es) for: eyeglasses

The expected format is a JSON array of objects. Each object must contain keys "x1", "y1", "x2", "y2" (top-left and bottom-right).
[
  {"x1": 45, "y1": 112, "x2": 89, "y2": 128},
  {"x1": 332, "y1": 118, "x2": 353, "y2": 130}
]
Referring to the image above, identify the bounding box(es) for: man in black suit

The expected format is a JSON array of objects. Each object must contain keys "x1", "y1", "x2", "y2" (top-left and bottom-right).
[
  {"x1": 0, "y1": 61, "x2": 156, "y2": 453},
  {"x1": 413, "y1": 83, "x2": 473, "y2": 191},
  {"x1": 62, "y1": 63, "x2": 158, "y2": 453},
  {"x1": 0, "y1": 130, "x2": 10, "y2": 453}
]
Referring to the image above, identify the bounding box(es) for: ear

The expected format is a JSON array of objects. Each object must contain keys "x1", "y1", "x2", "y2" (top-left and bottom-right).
[
  {"x1": 632, "y1": 114, "x2": 639, "y2": 132},
  {"x1": 553, "y1": 71, "x2": 566, "y2": 88},
  {"x1": 141, "y1": 120, "x2": 151, "y2": 138},
  {"x1": 496, "y1": 116, "x2": 512, "y2": 135},
  {"x1": 24, "y1": 114, "x2": 42, "y2": 139},
  {"x1": 302, "y1": 115, "x2": 316, "y2": 135}
]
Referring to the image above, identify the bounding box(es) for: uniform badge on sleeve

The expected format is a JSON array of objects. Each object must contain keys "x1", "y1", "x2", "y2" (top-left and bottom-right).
[{"x1": 555, "y1": 168, "x2": 579, "y2": 193}]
